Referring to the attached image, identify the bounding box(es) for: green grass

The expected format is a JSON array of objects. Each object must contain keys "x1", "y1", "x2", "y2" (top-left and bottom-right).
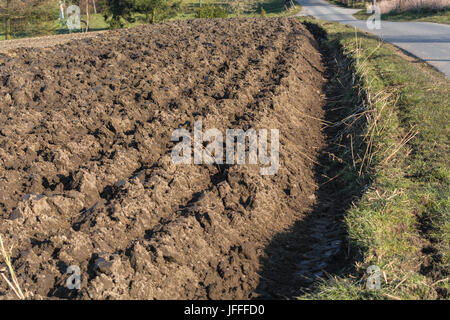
[
  {"x1": 297, "y1": 18, "x2": 449, "y2": 300},
  {"x1": 1, "y1": 0, "x2": 301, "y2": 40},
  {"x1": 327, "y1": 0, "x2": 449, "y2": 24},
  {"x1": 327, "y1": 0, "x2": 366, "y2": 9},
  {"x1": 257, "y1": 0, "x2": 302, "y2": 17},
  {"x1": 354, "y1": 7, "x2": 450, "y2": 25},
  {"x1": 1, "y1": 13, "x2": 116, "y2": 39},
  {"x1": 176, "y1": 0, "x2": 301, "y2": 19}
]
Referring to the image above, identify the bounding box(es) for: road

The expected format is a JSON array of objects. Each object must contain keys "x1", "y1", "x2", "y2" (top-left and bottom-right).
[{"x1": 297, "y1": 0, "x2": 450, "y2": 78}]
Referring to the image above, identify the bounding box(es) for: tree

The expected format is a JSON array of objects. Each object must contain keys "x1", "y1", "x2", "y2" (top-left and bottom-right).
[
  {"x1": 3, "y1": 0, "x2": 13, "y2": 39},
  {"x1": 196, "y1": 4, "x2": 228, "y2": 19},
  {"x1": 101, "y1": 0, "x2": 135, "y2": 29},
  {"x1": 0, "y1": 0, "x2": 59, "y2": 39},
  {"x1": 227, "y1": 0, "x2": 252, "y2": 16},
  {"x1": 135, "y1": 0, "x2": 180, "y2": 24}
]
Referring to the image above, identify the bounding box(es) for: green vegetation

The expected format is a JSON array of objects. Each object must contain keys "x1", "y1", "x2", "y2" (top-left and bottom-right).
[
  {"x1": 261, "y1": 7, "x2": 267, "y2": 17},
  {"x1": 100, "y1": 0, "x2": 136, "y2": 29},
  {"x1": 196, "y1": 4, "x2": 229, "y2": 18},
  {"x1": 179, "y1": 0, "x2": 301, "y2": 19},
  {"x1": 136, "y1": 0, "x2": 180, "y2": 23},
  {"x1": 258, "y1": 0, "x2": 301, "y2": 17},
  {"x1": 354, "y1": 7, "x2": 450, "y2": 25},
  {"x1": 0, "y1": 0, "x2": 60, "y2": 40},
  {"x1": 327, "y1": 0, "x2": 450, "y2": 24},
  {"x1": 101, "y1": 0, "x2": 180, "y2": 28},
  {"x1": 297, "y1": 17, "x2": 449, "y2": 299},
  {"x1": 327, "y1": 0, "x2": 366, "y2": 9},
  {"x1": 1, "y1": 0, "x2": 301, "y2": 40}
]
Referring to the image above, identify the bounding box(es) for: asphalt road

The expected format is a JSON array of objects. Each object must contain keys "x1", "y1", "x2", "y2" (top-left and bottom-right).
[{"x1": 297, "y1": 0, "x2": 450, "y2": 78}]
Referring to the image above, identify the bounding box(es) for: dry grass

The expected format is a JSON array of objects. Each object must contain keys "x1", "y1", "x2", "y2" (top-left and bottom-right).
[
  {"x1": 298, "y1": 18, "x2": 449, "y2": 300},
  {"x1": 377, "y1": 0, "x2": 449, "y2": 14},
  {"x1": 0, "y1": 235, "x2": 25, "y2": 299},
  {"x1": 353, "y1": 0, "x2": 449, "y2": 24},
  {"x1": 329, "y1": 32, "x2": 414, "y2": 177}
]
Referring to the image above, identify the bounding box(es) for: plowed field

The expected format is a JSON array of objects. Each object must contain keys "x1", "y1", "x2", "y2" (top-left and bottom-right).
[{"x1": 0, "y1": 17, "x2": 331, "y2": 299}]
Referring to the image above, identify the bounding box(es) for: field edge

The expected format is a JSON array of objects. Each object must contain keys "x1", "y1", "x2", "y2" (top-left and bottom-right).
[{"x1": 297, "y1": 18, "x2": 449, "y2": 300}]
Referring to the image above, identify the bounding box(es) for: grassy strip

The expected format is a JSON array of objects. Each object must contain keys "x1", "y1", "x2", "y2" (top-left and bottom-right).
[
  {"x1": 298, "y1": 18, "x2": 449, "y2": 299},
  {"x1": 253, "y1": 0, "x2": 302, "y2": 17},
  {"x1": 327, "y1": 0, "x2": 366, "y2": 9},
  {"x1": 326, "y1": 0, "x2": 449, "y2": 24},
  {"x1": 354, "y1": 8, "x2": 450, "y2": 25},
  {"x1": 177, "y1": 0, "x2": 301, "y2": 19},
  {"x1": 1, "y1": 0, "x2": 301, "y2": 40}
]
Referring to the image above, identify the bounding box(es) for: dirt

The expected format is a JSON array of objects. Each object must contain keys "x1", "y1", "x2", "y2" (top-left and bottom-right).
[
  {"x1": 0, "y1": 17, "x2": 331, "y2": 299},
  {"x1": 0, "y1": 31, "x2": 107, "y2": 54}
]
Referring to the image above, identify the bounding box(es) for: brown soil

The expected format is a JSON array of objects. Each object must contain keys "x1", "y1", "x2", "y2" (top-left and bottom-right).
[
  {"x1": 0, "y1": 17, "x2": 333, "y2": 299},
  {"x1": 0, "y1": 31, "x2": 107, "y2": 54}
]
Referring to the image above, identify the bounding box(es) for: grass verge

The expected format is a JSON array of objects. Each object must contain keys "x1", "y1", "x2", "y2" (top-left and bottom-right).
[
  {"x1": 177, "y1": 0, "x2": 301, "y2": 19},
  {"x1": 354, "y1": 7, "x2": 450, "y2": 25},
  {"x1": 1, "y1": 0, "x2": 301, "y2": 40},
  {"x1": 326, "y1": 0, "x2": 449, "y2": 24},
  {"x1": 298, "y1": 17, "x2": 449, "y2": 299},
  {"x1": 327, "y1": 0, "x2": 366, "y2": 9}
]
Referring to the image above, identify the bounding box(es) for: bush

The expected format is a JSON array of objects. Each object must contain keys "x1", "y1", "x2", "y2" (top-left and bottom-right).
[
  {"x1": 0, "y1": 0, "x2": 60, "y2": 39},
  {"x1": 26, "y1": 1, "x2": 60, "y2": 36},
  {"x1": 196, "y1": 4, "x2": 228, "y2": 19},
  {"x1": 135, "y1": 0, "x2": 180, "y2": 24},
  {"x1": 101, "y1": 0, "x2": 136, "y2": 29},
  {"x1": 261, "y1": 8, "x2": 267, "y2": 17}
]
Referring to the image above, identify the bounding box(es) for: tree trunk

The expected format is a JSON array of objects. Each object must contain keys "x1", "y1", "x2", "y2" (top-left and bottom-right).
[
  {"x1": 5, "y1": 0, "x2": 11, "y2": 40},
  {"x1": 152, "y1": 8, "x2": 156, "y2": 24},
  {"x1": 86, "y1": 0, "x2": 89, "y2": 32},
  {"x1": 5, "y1": 16, "x2": 11, "y2": 40}
]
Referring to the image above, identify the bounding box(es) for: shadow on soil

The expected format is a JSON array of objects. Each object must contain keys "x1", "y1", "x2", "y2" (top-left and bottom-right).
[{"x1": 254, "y1": 22, "x2": 369, "y2": 299}]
